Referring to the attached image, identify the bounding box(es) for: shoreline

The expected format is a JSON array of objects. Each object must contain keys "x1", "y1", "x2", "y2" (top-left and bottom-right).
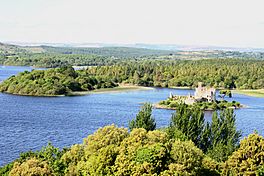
[
  {"x1": 0, "y1": 85, "x2": 153, "y2": 97},
  {"x1": 168, "y1": 87, "x2": 264, "y2": 98},
  {"x1": 153, "y1": 103, "x2": 244, "y2": 111},
  {"x1": 232, "y1": 89, "x2": 264, "y2": 98},
  {"x1": 69, "y1": 85, "x2": 154, "y2": 96},
  {"x1": 170, "y1": 86, "x2": 193, "y2": 89},
  {"x1": 2, "y1": 84, "x2": 264, "y2": 98}
]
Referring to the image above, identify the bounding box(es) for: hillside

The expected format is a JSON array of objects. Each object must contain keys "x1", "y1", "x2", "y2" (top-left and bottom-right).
[{"x1": 0, "y1": 42, "x2": 264, "y2": 68}]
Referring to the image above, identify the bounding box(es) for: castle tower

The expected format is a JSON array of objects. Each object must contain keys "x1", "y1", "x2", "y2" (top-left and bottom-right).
[
  {"x1": 195, "y1": 82, "x2": 203, "y2": 98},
  {"x1": 169, "y1": 92, "x2": 173, "y2": 99}
]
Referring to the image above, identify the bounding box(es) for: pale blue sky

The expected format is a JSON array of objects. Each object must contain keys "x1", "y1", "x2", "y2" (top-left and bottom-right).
[{"x1": 1, "y1": 0, "x2": 264, "y2": 48}]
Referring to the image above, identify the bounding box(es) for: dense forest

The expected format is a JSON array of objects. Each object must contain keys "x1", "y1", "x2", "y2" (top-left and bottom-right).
[
  {"x1": 1, "y1": 58, "x2": 264, "y2": 96},
  {"x1": 0, "y1": 66, "x2": 117, "y2": 96},
  {"x1": 41, "y1": 46, "x2": 177, "y2": 57},
  {"x1": 1, "y1": 104, "x2": 263, "y2": 175},
  {"x1": 0, "y1": 53, "x2": 123, "y2": 68},
  {"x1": 85, "y1": 59, "x2": 264, "y2": 89}
]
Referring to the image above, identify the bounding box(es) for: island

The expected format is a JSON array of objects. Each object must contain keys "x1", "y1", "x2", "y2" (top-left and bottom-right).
[
  {"x1": 156, "y1": 82, "x2": 241, "y2": 110},
  {"x1": 0, "y1": 66, "x2": 118, "y2": 96}
]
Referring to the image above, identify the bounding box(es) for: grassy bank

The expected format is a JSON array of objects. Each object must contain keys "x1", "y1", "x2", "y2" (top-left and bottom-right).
[
  {"x1": 170, "y1": 86, "x2": 193, "y2": 89},
  {"x1": 232, "y1": 89, "x2": 264, "y2": 98},
  {"x1": 69, "y1": 85, "x2": 153, "y2": 95}
]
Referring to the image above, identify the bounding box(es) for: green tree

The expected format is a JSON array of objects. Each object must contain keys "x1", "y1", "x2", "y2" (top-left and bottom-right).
[
  {"x1": 207, "y1": 109, "x2": 241, "y2": 162},
  {"x1": 129, "y1": 103, "x2": 156, "y2": 131},
  {"x1": 222, "y1": 133, "x2": 264, "y2": 175},
  {"x1": 219, "y1": 90, "x2": 232, "y2": 100},
  {"x1": 168, "y1": 104, "x2": 205, "y2": 148},
  {"x1": 9, "y1": 158, "x2": 53, "y2": 176},
  {"x1": 168, "y1": 105, "x2": 241, "y2": 162},
  {"x1": 165, "y1": 140, "x2": 204, "y2": 175}
]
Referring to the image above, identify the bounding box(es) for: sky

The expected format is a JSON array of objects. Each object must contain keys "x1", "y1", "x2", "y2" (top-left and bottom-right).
[{"x1": 0, "y1": 0, "x2": 264, "y2": 48}]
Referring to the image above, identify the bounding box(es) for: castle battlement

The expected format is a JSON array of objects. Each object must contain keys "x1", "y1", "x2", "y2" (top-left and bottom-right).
[{"x1": 194, "y1": 82, "x2": 216, "y2": 102}]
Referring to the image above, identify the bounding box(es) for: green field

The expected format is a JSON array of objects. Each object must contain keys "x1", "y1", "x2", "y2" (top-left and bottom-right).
[{"x1": 232, "y1": 89, "x2": 264, "y2": 98}]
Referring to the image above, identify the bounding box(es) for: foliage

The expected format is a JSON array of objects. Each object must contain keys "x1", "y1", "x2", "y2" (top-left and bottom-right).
[
  {"x1": 2, "y1": 124, "x2": 264, "y2": 175},
  {"x1": 114, "y1": 128, "x2": 169, "y2": 176},
  {"x1": 86, "y1": 59, "x2": 264, "y2": 89},
  {"x1": 0, "y1": 162, "x2": 14, "y2": 176},
  {"x1": 222, "y1": 133, "x2": 264, "y2": 175},
  {"x1": 2, "y1": 58, "x2": 264, "y2": 97},
  {"x1": 9, "y1": 158, "x2": 52, "y2": 176},
  {"x1": 1, "y1": 42, "x2": 264, "y2": 67},
  {"x1": 0, "y1": 66, "x2": 117, "y2": 96},
  {"x1": 168, "y1": 104, "x2": 241, "y2": 162},
  {"x1": 168, "y1": 104, "x2": 205, "y2": 147},
  {"x1": 167, "y1": 140, "x2": 204, "y2": 175},
  {"x1": 0, "y1": 100, "x2": 261, "y2": 175},
  {"x1": 0, "y1": 143, "x2": 67, "y2": 176},
  {"x1": 200, "y1": 156, "x2": 221, "y2": 175},
  {"x1": 159, "y1": 97, "x2": 241, "y2": 111},
  {"x1": 0, "y1": 44, "x2": 177, "y2": 67},
  {"x1": 219, "y1": 90, "x2": 232, "y2": 100},
  {"x1": 129, "y1": 103, "x2": 156, "y2": 131},
  {"x1": 62, "y1": 125, "x2": 128, "y2": 176},
  {"x1": 206, "y1": 110, "x2": 242, "y2": 162},
  {"x1": 258, "y1": 165, "x2": 264, "y2": 176}
]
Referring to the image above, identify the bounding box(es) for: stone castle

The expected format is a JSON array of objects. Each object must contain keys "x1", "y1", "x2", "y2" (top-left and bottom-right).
[{"x1": 170, "y1": 82, "x2": 216, "y2": 105}]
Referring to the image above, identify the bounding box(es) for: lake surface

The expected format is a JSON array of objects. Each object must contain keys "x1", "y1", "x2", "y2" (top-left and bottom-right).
[{"x1": 0, "y1": 65, "x2": 264, "y2": 166}]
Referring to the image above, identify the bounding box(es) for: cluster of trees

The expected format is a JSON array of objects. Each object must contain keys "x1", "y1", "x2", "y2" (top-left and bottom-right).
[
  {"x1": 1, "y1": 104, "x2": 264, "y2": 175},
  {"x1": 42, "y1": 46, "x2": 176, "y2": 58},
  {"x1": 1, "y1": 53, "x2": 121, "y2": 68},
  {"x1": 85, "y1": 59, "x2": 264, "y2": 89},
  {"x1": 0, "y1": 66, "x2": 117, "y2": 96}
]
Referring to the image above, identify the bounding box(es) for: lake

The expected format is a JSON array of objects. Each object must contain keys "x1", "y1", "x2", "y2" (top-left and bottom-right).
[{"x1": 0, "y1": 65, "x2": 264, "y2": 166}]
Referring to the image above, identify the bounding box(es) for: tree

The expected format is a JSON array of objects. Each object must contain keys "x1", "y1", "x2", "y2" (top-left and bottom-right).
[
  {"x1": 168, "y1": 104, "x2": 205, "y2": 148},
  {"x1": 166, "y1": 140, "x2": 204, "y2": 175},
  {"x1": 129, "y1": 103, "x2": 156, "y2": 131},
  {"x1": 206, "y1": 109, "x2": 241, "y2": 162},
  {"x1": 219, "y1": 90, "x2": 232, "y2": 100},
  {"x1": 9, "y1": 158, "x2": 52, "y2": 176},
  {"x1": 222, "y1": 133, "x2": 264, "y2": 175},
  {"x1": 168, "y1": 104, "x2": 241, "y2": 162},
  {"x1": 114, "y1": 128, "x2": 169, "y2": 176}
]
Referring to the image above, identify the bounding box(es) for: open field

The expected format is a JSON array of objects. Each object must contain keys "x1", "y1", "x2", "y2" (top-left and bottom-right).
[{"x1": 232, "y1": 89, "x2": 264, "y2": 98}]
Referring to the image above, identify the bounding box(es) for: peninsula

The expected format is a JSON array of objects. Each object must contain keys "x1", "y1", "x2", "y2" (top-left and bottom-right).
[{"x1": 0, "y1": 66, "x2": 118, "y2": 96}]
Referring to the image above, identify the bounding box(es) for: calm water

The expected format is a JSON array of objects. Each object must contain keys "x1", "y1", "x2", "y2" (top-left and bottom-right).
[{"x1": 0, "y1": 65, "x2": 264, "y2": 166}]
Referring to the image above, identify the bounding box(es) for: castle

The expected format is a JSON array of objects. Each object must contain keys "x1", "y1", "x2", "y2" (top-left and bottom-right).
[
  {"x1": 194, "y1": 82, "x2": 216, "y2": 102},
  {"x1": 170, "y1": 82, "x2": 216, "y2": 105}
]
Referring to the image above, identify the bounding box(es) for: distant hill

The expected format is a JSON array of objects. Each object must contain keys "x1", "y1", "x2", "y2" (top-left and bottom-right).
[
  {"x1": 7, "y1": 42, "x2": 264, "y2": 52},
  {"x1": 39, "y1": 46, "x2": 177, "y2": 57},
  {"x1": 0, "y1": 42, "x2": 264, "y2": 68},
  {"x1": 0, "y1": 43, "x2": 177, "y2": 58}
]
